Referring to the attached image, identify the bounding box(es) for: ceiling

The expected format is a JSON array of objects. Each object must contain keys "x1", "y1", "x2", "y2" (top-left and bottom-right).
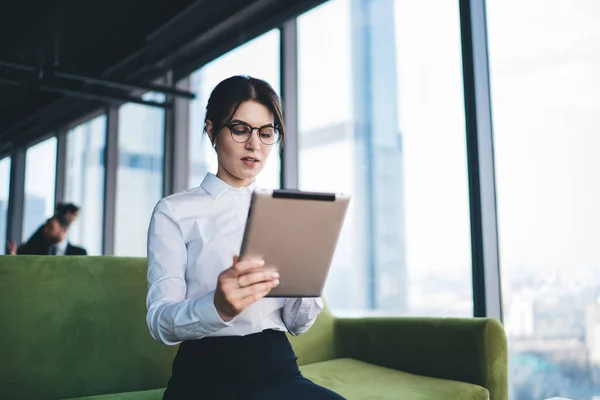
[{"x1": 0, "y1": 0, "x2": 324, "y2": 154}]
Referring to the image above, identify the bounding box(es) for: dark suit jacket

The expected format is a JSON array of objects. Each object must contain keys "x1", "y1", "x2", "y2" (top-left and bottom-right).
[
  {"x1": 16, "y1": 225, "x2": 46, "y2": 254},
  {"x1": 17, "y1": 241, "x2": 88, "y2": 256},
  {"x1": 65, "y1": 244, "x2": 87, "y2": 256}
]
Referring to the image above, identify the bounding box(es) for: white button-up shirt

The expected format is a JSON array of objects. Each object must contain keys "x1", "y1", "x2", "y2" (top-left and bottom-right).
[
  {"x1": 50, "y1": 238, "x2": 68, "y2": 256},
  {"x1": 146, "y1": 173, "x2": 323, "y2": 345}
]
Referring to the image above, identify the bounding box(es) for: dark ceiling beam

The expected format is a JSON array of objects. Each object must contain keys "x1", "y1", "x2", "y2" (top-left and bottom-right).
[
  {"x1": 100, "y1": 0, "x2": 327, "y2": 82},
  {"x1": 167, "y1": 0, "x2": 328, "y2": 80},
  {"x1": 0, "y1": 78, "x2": 21, "y2": 87},
  {"x1": 53, "y1": 71, "x2": 194, "y2": 99},
  {"x1": 52, "y1": 72, "x2": 196, "y2": 100},
  {"x1": 0, "y1": 61, "x2": 35, "y2": 73},
  {"x1": 0, "y1": 59, "x2": 196, "y2": 99},
  {"x1": 166, "y1": 0, "x2": 284, "y2": 78},
  {"x1": 37, "y1": 83, "x2": 170, "y2": 109},
  {"x1": 145, "y1": 0, "x2": 213, "y2": 44}
]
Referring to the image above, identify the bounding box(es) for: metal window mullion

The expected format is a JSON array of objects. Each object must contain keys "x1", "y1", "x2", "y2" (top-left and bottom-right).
[
  {"x1": 280, "y1": 18, "x2": 299, "y2": 190},
  {"x1": 7, "y1": 146, "x2": 26, "y2": 244},
  {"x1": 163, "y1": 72, "x2": 191, "y2": 196},
  {"x1": 163, "y1": 72, "x2": 174, "y2": 197},
  {"x1": 55, "y1": 131, "x2": 67, "y2": 204},
  {"x1": 459, "y1": 0, "x2": 503, "y2": 321},
  {"x1": 102, "y1": 105, "x2": 119, "y2": 255}
]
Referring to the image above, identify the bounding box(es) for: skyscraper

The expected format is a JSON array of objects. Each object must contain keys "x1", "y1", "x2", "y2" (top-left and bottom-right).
[
  {"x1": 301, "y1": 0, "x2": 407, "y2": 313},
  {"x1": 350, "y1": 0, "x2": 407, "y2": 311}
]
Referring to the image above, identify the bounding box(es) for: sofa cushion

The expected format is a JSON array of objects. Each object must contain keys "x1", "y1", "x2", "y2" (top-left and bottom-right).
[
  {"x1": 66, "y1": 358, "x2": 490, "y2": 400},
  {"x1": 301, "y1": 358, "x2": 490, "y2": 400}
]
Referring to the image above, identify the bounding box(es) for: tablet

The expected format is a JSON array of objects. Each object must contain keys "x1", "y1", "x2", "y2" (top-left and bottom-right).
[{"x1": 239, "y1": 189, "x2": 351, "y2": 297}]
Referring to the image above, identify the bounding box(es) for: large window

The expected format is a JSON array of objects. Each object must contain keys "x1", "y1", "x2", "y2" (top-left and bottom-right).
[
  {"x1": 65, "y1": 115, "x2": 106, "y2": 255},
  {"x1": 297, "y1": 0, "x2": 472, "y2": 317},
  {"x1": 115, "y1": 93, "x2": 165, "y2": 256},
  {"x1": 487, "y1": 0, "x2": 600, "y2": 398},
  {"x1": 189, "y1": 30, "x2": 281, "y2": 190},
  {"x1": 22, "y1": 138, "x2": 57, "y2": 242},
  {"x1": 0, "y1": 157, "x2": 10, "y2": 254}
]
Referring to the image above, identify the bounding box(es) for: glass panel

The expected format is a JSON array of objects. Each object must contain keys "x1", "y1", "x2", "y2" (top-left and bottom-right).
[
  {"x1": 65, "y1": 115, "x2": 106, "y2": 255},
  {"x1": 297, "y1": 0, "x2": 472, "y2": 317},
  {"x1": 22, "y1": 138, "x2": 57, "y2": 242},
  {"x1": 189, "y1": 30, "x2": 281, "y2": 190},
  {"x1": 0, "y1": 157, "x2": 11, "y2": 254},
  {"x1": 115, "y1": 93, "x2": 165, "y2": 256},
  {"x1": 487, "y1": 0, "x2": 600, "y2": 398}
]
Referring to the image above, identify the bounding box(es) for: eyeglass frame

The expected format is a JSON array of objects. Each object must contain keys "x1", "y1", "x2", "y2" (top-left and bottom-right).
[{"x1": 223, "y1": 121, "x2": 281, "y2": 146}]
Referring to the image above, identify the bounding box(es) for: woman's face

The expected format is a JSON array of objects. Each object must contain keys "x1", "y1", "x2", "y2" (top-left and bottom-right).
[{"x1": 207, "y1": 100, "x2": 276, "y2": 188}]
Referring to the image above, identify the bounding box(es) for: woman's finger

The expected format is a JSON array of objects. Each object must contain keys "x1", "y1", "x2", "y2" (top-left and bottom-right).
[
  {"x1": 233, "y1": 258, "x2": 265, "y2": 274},
  {"x1": 218, "y1": 258, "x2": 262, "y2": 280},
  {"x1": 235, "y1": 287, "x2": 274, "y2": 309},
  {"x1": 229, "y1": 279, "x2": 279, "y2": 300},
  {"x1": 237, "y1": 270, "x2": 279, "y2": 288}
]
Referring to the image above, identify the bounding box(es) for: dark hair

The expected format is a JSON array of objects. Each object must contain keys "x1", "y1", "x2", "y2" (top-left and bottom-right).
[
  {"x1": 55, "y1": 202, "x2": 80, "y2": 215},
  {"x1": 204, "y1": 75, "x2": 285, "y2": 148},
  {"x1": 48, "y1": 214, "x2": 69, "y2": 228}
]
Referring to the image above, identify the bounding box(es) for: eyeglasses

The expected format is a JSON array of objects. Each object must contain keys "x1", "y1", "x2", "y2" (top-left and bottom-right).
[{"x1": 225, "y1": 122, "x2": 281, "y2": 145}]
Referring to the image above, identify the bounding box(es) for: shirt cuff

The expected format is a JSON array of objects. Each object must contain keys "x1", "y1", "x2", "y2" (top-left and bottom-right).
[{"x1": 194, "y1": 290, "x2": 237, "y2": 332}]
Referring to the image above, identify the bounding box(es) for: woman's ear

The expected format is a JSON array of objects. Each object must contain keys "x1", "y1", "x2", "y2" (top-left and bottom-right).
[{"x1": 205, "y1": 120, "x2": 214, "y2": 144}]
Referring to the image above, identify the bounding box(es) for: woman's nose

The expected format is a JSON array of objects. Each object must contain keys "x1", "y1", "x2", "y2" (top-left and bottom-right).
[{"x1": 246, "y1": 131, "x2": 261, "y2": 149}]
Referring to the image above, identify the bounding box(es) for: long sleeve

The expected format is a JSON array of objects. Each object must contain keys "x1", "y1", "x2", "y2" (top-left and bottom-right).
[
  {"x1": 282, "y1": 297, "x2": 324, "y2": 336},
  {"x1": 146, "y1": 199, "x2": 234, "y2": 345}
]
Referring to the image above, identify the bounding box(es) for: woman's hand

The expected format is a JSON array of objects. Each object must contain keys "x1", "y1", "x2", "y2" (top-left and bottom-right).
[{"x1": 214, "y1": 256, "x2": 280, "y2": 322}]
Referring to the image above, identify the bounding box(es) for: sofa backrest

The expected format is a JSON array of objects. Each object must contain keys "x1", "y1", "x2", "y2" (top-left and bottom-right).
[
  {"x1": 287, "y1": 305, "x2": 338, "y2": 366},
  {"x1": 0, "y1": 256, "x2": 176, "y2": 400},
  {"x1": 0, "y1": 255, "x2": 337, "y2": 400}
]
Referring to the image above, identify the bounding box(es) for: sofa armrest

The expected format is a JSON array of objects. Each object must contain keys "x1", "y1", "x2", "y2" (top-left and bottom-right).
[{"x1": 335, "y1": 317, "x2": 508, "y2": 400}]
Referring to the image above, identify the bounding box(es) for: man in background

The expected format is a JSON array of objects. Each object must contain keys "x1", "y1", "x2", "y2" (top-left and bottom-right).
[
  {"x1": 7, "y1": 214, "x2": 87, "y2": 256},
  {"x1": 5, "y1": 202, "x2": 87, "y2": 256},
  {"x1": 23, "y1": 203, "x2": 80, "y2": 248}
]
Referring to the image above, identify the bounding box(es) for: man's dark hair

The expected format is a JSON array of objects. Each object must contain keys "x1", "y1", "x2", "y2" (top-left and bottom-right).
[
  {"x1": 55, "y1": 202, "x2": 80, "y2": 215},
  {"x1": 48, "y1": 214, "x2": 70, "y2": 228}
]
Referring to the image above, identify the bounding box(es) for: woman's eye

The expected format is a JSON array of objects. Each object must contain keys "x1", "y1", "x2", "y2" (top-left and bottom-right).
[{"x1": 232, "y1": 128, "x2": 250, "y2": 135}]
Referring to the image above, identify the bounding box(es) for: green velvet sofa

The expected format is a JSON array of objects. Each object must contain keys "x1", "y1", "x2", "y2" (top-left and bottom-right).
[{"x1": 0, "y1": 256, "x2": 508, "y2": 399}]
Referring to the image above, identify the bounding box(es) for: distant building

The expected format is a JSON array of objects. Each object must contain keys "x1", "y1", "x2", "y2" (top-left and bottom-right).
[
  {"x1": 296, "y1": 0, "x2": 408, "y2": 314},
  {"x1": 533, "y1": 296, "x2": 586, "y2": 340},
  {"x1": 585, "y1": 299, "x2": 600, "y2": 384},
  {"x1": 347, "y1": 0, "x2": 407, "y2": 312},
  {"x1": 506, "y1": 295, "x2": 535, "y2": 337}
]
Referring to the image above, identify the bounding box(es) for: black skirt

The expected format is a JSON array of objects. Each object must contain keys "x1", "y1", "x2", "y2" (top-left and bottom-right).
[{"x1": 163, "y1": 329, "x2": 345, "y2": 400}]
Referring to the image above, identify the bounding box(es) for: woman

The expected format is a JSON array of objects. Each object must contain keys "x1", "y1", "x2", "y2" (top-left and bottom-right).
[{"x1": 146, "y1": 75, "x2": 345, "y2": 400}]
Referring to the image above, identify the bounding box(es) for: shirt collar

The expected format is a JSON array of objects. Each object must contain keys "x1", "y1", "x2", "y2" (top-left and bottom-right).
[
  {"x1": 56, "y1": 238, "x2": 68, "y2": 253},
  {"x1": 200, "y1": 172, "x2": 256, "y2": 199}
]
